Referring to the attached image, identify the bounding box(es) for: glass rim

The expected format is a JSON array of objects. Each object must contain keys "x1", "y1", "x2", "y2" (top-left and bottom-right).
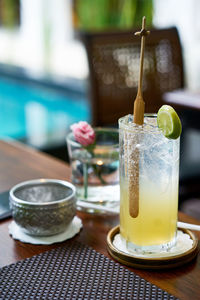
[
  {"x1": 119, "y1": 113, "x2": 157, "y2": 121},
  {"x1": 118, "y1": 113, "x2": 160, "y2": 134},
  {"x1": 66, "y1": 127, "x2": 119, "y2": 148}
]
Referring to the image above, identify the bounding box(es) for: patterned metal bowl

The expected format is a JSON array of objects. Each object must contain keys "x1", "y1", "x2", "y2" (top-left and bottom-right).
[{"x1": 9, "y1": 179, "x2": 76, "y2": 236}]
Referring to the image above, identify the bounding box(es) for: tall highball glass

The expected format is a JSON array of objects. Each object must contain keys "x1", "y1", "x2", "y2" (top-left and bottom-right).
[{"x1": 119, "y1": 114, "x2": 180, "y2": 253}]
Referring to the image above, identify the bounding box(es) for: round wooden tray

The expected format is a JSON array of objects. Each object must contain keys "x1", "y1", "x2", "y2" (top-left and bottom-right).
[{"x1": 107, "y1": 225, "x2": 199, "y2": 270}]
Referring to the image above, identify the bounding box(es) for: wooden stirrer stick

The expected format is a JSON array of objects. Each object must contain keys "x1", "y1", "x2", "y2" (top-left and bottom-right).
[
  {"x1": 134, "y1": 16, "x2": 150, "y2": 124},
  {"x1": 129, "y1": 16, "x2": 150, "y2": 218}
]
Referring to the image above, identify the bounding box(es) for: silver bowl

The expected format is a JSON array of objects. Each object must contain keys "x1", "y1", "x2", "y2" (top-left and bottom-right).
[{"x1": 9, "y1": 179, "x2": 76, "y2": 236}]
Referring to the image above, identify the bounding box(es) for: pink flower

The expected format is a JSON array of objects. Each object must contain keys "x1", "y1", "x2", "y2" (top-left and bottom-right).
[{"x1": 70, "y1": 121, "x2": 96, "y2": 147}]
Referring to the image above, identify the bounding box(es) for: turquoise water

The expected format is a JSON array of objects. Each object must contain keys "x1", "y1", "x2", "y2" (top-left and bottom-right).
[{"x1": 0, "y1": 77, "x2": 90, "y2": 146}]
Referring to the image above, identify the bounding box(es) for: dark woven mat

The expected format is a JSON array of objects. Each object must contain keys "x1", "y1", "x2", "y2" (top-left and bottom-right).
[{"x1": 0, "y1": 241, "x2": 178, "y2": 300}]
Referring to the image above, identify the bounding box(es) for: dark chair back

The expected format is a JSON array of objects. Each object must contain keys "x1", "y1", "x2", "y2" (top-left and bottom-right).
[{"x1": 82, "y1": 27, "x2": 184, "y2": 126}]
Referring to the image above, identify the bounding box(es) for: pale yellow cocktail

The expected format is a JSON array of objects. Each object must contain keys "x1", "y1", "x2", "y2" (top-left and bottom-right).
[{"x1": 119, "y1": 114, "x2": 180, "y2": 253}]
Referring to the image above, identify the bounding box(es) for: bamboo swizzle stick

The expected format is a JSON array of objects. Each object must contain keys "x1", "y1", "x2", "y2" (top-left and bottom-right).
[
  {"x1": 129, "y1": 16, "x2": 150, "y2": 218},
  {"x1": 134, "y1": 16, "x2": 150, "y2": 124}
]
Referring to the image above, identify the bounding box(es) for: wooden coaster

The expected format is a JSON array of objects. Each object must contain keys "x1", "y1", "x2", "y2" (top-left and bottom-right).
[{"x1": 107, "y1": 225, "x2": 199, "y2": 270}]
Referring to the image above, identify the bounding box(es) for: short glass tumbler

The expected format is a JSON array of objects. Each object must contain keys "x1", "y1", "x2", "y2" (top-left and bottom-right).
[
  {"x1": 67, "y1": 128, "x2": 119, "y2": 213},
  {"x1": 119, "y1": 114, "x2": 180, "y2": 253}
]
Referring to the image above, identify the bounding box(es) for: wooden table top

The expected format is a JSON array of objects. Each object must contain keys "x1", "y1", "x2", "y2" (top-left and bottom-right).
[{"x1": 0, "y1": 139, "x2": 199, "y2": 300}]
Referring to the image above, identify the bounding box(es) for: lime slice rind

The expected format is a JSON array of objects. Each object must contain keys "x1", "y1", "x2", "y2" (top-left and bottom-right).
[{"x1": 157, "y1": 105, "x2": 182, "y2": 139}]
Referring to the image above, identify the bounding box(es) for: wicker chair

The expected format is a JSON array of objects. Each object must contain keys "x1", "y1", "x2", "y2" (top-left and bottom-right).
[
  {"x1": 81, "y1": 28, "x2": 200, "y2": 219},
  {"x1": 81, "y1": 27, "x2": 184, "y2": 126}
]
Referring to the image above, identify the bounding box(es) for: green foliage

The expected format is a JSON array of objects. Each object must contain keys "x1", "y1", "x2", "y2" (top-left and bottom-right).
[
  {"x1": 0, "y1": 0, "x2": 20, "y2": 28},
  {"x1": 75, "y1": 0, "x2": 153, "y2": 31}
]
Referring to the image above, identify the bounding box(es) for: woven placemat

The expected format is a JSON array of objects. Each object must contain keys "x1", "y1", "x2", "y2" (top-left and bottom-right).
[{"x1": 0, "y1": 241, "x2": 178, "y2": 300}]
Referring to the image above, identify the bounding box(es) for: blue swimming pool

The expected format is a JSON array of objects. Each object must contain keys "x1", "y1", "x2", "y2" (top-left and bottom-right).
[{"x1": 0, "y1": 74, "x2": 90, "y2": 149}]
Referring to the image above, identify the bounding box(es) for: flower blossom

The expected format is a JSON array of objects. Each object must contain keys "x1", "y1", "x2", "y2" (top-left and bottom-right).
[{"x1": 70, "y1": 121, "x2": 95, "y2": 147}]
